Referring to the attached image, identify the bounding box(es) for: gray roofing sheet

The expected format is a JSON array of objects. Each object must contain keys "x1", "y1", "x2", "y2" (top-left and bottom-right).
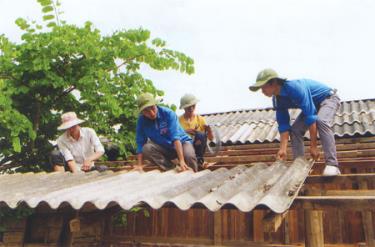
[
  {"x1": 204, "y1": 99, "x2": 375, "y2": 144},
  {"x1": 0, "y1": 158, "x2": 312, "y2": 213}
]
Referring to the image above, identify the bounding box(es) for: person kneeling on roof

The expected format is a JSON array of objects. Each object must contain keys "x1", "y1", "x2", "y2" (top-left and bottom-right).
[
  {"x1": 179, "y1": 94, "x2": 213, "y2": 169},
  {"x1": 50, "y1": 112, "x2": 105, "y2": 173},
  {"x1": 249, "y1": 68, "x2": 341, "y2": 176},
  {"x1": 134, "y1": 93, "x2": 198, "y2": 172}
]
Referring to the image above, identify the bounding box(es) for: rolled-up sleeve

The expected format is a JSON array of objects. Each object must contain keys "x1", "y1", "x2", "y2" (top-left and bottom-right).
[
  {"x1": 136, "y1": 118, "x2": 147, "y2": 153},
  {"x1": 288, "y1": 82, "x2": 317, "y2": 126},
  {"x1": 166, "y1": 110, "x2": 181, "y2": 141},
  {"x1": 89, "y1": 129, "x2": 105, "y2": 153},
  {"x1": 276, "y1": 109, "x2": 291, "y2": 133},
  {"x1": 57, "y1": 139, "x2": 74, "y2": 161}
]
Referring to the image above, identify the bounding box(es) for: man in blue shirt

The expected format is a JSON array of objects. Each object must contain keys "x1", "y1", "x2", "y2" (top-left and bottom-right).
[
  {"x1": 134, "y1": 93, "x2": 198, "y2": 172},
  {"x1": 249, "y1": 68, "x2": 341, "y2": 176}
]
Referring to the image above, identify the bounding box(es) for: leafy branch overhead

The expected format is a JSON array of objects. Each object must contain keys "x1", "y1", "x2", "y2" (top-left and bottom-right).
[{"x1": 0, "y1": 0, "x2": 194, "y2": 172}]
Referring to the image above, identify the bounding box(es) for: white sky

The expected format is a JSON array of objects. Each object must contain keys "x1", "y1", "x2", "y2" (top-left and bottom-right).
[{"x1": 1, "y1": 0, "x2": 375, "y2": 114}]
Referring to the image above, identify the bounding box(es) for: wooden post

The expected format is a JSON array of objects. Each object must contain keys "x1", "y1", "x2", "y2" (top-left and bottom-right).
[
  {"x1": 283, "y1": 212, "x2": 290, "y2": 245},
  {"x1": 336, "y1": 209, "x2": 344, "y2": 243},
  {"x1": 253, "y1": 210, "x2": 264, "y2": 242},
  {"x1": 214, "y1": 210, "x2": 223, "y2": 245},
  {"x1": 359, "y1": 180, "x2": 375, "y2": 247},
  {"x1": 304, "y1": 208, "x2": 324, "y2": 247}
]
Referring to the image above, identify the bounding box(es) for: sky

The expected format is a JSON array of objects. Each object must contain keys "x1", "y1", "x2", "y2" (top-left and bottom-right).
[{"x1": 1, "y1": 0, "x2": 375, "y2": 115}]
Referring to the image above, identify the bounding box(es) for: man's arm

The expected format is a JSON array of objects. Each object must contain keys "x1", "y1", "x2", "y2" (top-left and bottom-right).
[
  {"x1": 57, "y1": 139, "x2": 79, "y2": 172},
  {"x1": 276, "y1": 131, "x2": 289, "y2": 160},
  {"x1": 82, "y1": 128, "x2": 105, "y2": 171},
  {"x1": 174, "y1": 140, "x2": 190, "y2": 171},
  {"x1": 167, "y1": 109, "x2": 191, "y2": 171},
  {"x1": 287, "y1": 82, "x2": 320, "y2": 160},
  {"x1": 308, "y1": 122, "x2": 320, "y2": 161},
  {"x1": 201, "y1": 116, "x2": 213, "y2": 140},
  {"x1": 82, "y1": 151, "x2": 104, "y2": 171},
  {"x1": 66, "y1": 160, "x2": 78, "y2": 173},
  {"x1": 133, "y1": 153, "x2": 145, "y2": 171},
  {"x1": 134, "y1": 117, "x2": 147, "y2": 172},
  {"x1": 205, "y1": 125, "x2": 214, "y2": 141},
  {"x1": 185, "y1": 128, "x2": 197, "y2": 135}
]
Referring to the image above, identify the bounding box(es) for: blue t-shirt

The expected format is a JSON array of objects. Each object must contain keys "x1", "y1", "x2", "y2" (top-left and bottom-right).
[
  {"x1": 272, "y1": 79, "x2": 332, "y2": 133},
  {"x1": 136, "y1": 106, "x2": 192, "y2": 153}
]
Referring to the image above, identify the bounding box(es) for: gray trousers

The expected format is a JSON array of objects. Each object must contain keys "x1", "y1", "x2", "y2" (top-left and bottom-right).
[
  {"x1": 290, "y1": 94, "x2": 341, "y2": 166},
  {"x1": 142, "y1": 141, "x2": 198, "y2": 172}
]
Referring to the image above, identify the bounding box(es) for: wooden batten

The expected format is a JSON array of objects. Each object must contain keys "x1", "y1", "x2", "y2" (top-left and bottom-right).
[
  {"x1": 303, "y1": 187, "x2": 324, "y2": 247},
  {"x1": 359, "y1": 180, "x2": 375, "y2": 247},
  {"x1": 253, "y1": 210, "x2": 264, "y2": 242},
  {"x1": 304, "y1": 208, "x2": 324, "y2": 247},
  {"x1": 214, "y1": 210, "x2": 223, "y2": 245}
]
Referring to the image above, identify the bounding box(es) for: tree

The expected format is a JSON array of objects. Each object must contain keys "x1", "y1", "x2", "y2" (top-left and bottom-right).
[{"x1": 0, "y1": 0, "x2": 194, "y2": 172}]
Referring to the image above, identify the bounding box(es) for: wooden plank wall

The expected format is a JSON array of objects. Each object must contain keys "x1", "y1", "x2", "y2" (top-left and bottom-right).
[{"x1": 110, "y1": 208, "x2": 373, "y2": 245}]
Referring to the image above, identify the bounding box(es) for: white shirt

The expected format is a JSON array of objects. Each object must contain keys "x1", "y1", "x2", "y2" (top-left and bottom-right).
[{"x1": 57, "y1": 127, "x2": 105, "y2": 170}]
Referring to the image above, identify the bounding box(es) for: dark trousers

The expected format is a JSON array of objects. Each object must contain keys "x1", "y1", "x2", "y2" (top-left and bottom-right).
[
  {"x1": 142, "y1": 141, "x2": 198, "y2": 171},
  {"x1": 49, "y1": 148, "x2": 108, "y2": 172},
  {"x1": 193, "y1": 131, "x2": 207, "y2": 165}
]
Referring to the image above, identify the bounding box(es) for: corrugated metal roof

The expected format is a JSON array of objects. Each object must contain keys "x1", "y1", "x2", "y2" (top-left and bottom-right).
[
  {"x1": 204, "y1": 99, "x2": 375, "y2": 144},
  {"x1": 0, "y1": 158, "x2": 312, "y2": 213}
]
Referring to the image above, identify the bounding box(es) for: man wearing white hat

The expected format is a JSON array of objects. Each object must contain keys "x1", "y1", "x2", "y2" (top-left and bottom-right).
[
  {"x1": 179, "y1": 94, "x2": 213, "y2": 168},
  {"x1": 50, "y1": 112, "x2": 105, "y2": 172}
]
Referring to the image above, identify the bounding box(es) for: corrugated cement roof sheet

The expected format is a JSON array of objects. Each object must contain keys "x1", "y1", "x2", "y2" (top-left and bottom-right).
[
  {"x1": 204, "y1": 99, "x2": 375, "y2": 144},
  {"x1": 0, "y1": 158, "x2": 312, "y2": 213}
]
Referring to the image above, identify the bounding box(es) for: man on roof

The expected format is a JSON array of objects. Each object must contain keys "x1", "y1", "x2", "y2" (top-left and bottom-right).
[
  {"x1": 134, "y1": 93, "x2": 198, "y2": 172},
  {"x1": 249, "y1": 68, "x2": 341, "y2": 176},
  {"x1": 179, "y1": 94, "x2": 213, "y2": 169},
  {"x1": 50, "y1": 112, "x2": 105, "y2": 173}
]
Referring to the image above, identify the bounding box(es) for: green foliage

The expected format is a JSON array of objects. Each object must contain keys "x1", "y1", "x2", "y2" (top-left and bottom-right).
[
  {"x1": 37, "y1": 0, "x2": 59, "y2": 27},
  {"x1": 0, "y1": 79, "x2": 36, "y2": 154},
  {"x1": 0, "y1": 0, "x2": 194, "y2": 172},
  {"x1": 0, "y1": 206, "x2": 34, "y2": 232},
  {"x1": 112, "y1": 206, "x2": 150, "y2": 227}
]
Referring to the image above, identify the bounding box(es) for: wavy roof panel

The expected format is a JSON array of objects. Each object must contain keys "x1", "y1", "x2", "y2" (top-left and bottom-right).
[
  {"x1": 204, "y1": 99, "x2": 375, "y2": 144},
  {"x1": 0, "y1": 158, "x2": 312, "y2": 213}
]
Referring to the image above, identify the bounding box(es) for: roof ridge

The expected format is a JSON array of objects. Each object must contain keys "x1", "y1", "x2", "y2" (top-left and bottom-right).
[{"x1": 202, "y1": 98, "x2": 375, "y2": 116}]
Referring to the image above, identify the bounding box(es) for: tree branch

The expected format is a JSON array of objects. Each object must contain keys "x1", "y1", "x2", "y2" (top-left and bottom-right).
[
  {"x1": 108, "y1": 55, "x2": 144, "y2": 73},
  {"x1": 0, "y1": 73, "x2": 18, "y2": 81},
  {"x1": 0, "y1": 162, "x2": 20, "y2": 172}
]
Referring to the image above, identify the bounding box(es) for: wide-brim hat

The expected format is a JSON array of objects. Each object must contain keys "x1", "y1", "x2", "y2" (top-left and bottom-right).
[
  {"x1": 249, "y1": 68, "x2": 281, "y2": 92},
  {"x1": 137, "y1": 93, "x2": 160, "y2": 113},
  {"x1": 57, "y1": 112, "x2": 85, "y2": 130},
  {"x1": 179, "y1": 94, "x2": 199, "y2": 109}
]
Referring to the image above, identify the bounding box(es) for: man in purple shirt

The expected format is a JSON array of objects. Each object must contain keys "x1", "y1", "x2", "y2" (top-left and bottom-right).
[
  {"x1": 134, "y1": 93, "x2": 198, "y2": 172},
  {"x1": 249, "y1": 68, "x2": 341, "y2": 176}
]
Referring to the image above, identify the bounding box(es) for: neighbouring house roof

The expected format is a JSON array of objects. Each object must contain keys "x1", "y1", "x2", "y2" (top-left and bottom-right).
[
  {"x1": 204, "y1": 99, "x2": 375, "y2": 144},
  {"x1": 0, "y1": 158, "x2": 312, "y2": 213}
]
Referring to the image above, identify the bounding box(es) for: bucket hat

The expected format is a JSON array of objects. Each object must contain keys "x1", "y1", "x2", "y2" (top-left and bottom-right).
[
  {"x1": 179, "y1": 94, "x2": 199, "y2": 109},
  {"x1": 137, "y1": 93, "x2": 159, "y2": 113},
  {"x1": 57, "y1": 112, "x2": 85, "y2": 130},
  {"x1": 249, "y1": 68, "x2": 281, "y2": 92}
]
